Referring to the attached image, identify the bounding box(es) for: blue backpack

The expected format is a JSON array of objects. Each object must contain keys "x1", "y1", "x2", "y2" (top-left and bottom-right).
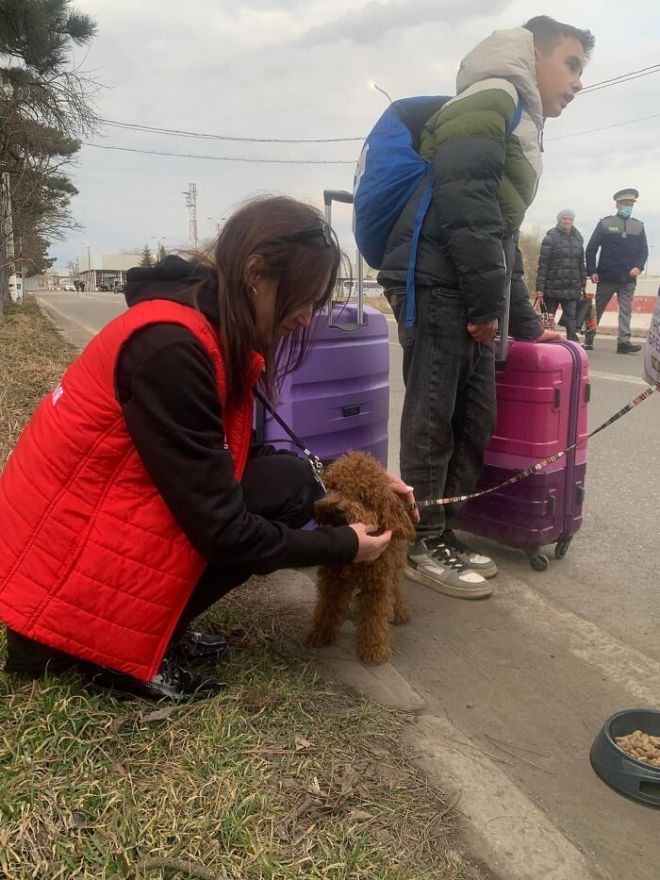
[{"x1": 353, "y1": 94, "x2": 523, "y2": 326}]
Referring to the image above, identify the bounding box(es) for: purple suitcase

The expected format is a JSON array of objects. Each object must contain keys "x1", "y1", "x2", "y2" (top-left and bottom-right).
[
  {"x1": 457, "y1": 339, "x2": 589, "y2": 571},
  {"x1": 255, "y1": 190, "x2": 390, "y2": 466}
]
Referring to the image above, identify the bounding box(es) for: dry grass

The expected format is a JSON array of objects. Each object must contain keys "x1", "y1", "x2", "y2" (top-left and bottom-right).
[
  {"x1": 0, "y1": 297, "x2": 78, "y2": 469},
  {"x1": 0, "y1": 298, "x2": 481, "y2": 880}
]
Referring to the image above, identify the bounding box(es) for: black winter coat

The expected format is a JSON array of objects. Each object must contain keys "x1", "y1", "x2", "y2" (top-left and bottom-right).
[
  {"x1": 376, "y1": 149, "x2": 542, "y2": 340},
  {"x1": 536, "y1": 225, "x2": 586, "y2": 301}
]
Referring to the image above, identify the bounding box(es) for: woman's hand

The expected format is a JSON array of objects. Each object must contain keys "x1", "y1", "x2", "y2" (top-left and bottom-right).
[
  {"x1": 349, "y1": 523, "x2": 393, "y2": 563},
  {"x1": 385, "y1": 473, "x2": 420, "y2": 523}
]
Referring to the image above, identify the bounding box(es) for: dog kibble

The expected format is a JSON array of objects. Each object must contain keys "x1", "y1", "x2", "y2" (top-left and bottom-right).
[{"x1": 614, "y1": 731, "x2": 660, "y2": 766}]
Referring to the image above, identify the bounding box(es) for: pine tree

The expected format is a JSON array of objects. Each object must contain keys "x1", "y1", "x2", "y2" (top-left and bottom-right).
[
  {"x1": 140, "y1": 245, "x2": 154, "y2": 267},
  {"x1": 157, "y1": 243, "x2": 167, "y2": 263},
  {"x1": 0, "y1": 0, "x2": 97, "y2": 310}
]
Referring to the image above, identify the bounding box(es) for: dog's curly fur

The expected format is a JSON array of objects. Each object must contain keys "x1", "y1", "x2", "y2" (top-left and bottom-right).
[{"x1": 306, "y1": 451, "x2": 416, "y2": 665}]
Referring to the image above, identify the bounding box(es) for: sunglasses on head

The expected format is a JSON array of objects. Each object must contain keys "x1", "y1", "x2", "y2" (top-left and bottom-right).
[{"x1": 277, "y1": 225, "x2": 334, "y2": 248}]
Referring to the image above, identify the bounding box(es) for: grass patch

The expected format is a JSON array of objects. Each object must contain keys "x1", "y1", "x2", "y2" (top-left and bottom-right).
[{"x1": 0, "y1": 298, "x2": 480, "y2": 880}]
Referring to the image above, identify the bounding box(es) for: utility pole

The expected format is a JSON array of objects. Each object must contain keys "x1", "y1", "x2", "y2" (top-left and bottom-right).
[
  {"x1": 184, "y1": 183, "x2": 199, "y2": 248},
  {"x1": 1, "y1": 171, "x2": 19, "y2": 303}
]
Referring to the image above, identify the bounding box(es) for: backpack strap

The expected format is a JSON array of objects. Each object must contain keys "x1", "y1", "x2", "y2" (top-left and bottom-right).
[
  {"x1": 404, "y1": 92, "x2": 522, "y2": 328},
  {"x1": 405, "y1": 168, "x2": 433, "y2": 327},
  {"x1": 507, "y1": 95, "x2": 523, "y2": 135}
]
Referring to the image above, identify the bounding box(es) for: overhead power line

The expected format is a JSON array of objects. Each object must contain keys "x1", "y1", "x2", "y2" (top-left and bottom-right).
[
  {"x1": 99, "y1": 119, "x2": 364, "y2": 144},
  {"x1": 84, "y1": 108, "x2": 660, "y2": 163},
  {"x1": 545, "y1": 112, "x2": 660, "y2": 142},
  {"x1": 580, "y1": 63, "x2": 660, "y2": 94},
  {"x1": 82, "y1": 142, "x2": 355, "y2": 164}
]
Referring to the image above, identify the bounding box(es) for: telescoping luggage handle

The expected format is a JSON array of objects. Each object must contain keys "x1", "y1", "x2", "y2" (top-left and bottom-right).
[
  {"x1": 496, "y1": 239, "x2": 516, "y2": 369},
  {"x1": 323, "y1": 189, "x2": 364, "y2": 331}
]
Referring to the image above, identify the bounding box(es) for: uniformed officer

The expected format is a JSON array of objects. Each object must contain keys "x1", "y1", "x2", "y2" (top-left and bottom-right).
[{"x1": 583, "y1": 188, "x2": 649, "y2": 353}]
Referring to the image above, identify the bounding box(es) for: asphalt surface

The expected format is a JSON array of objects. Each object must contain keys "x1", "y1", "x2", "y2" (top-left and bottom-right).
[{"x1": 35, "y1": 291, "x2": 660, "y2": 879}]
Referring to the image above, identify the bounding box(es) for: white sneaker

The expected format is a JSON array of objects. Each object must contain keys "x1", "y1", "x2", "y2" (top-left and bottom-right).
[
  {"x1": 405, "y1": 535, "x2": 494, "y2": 600},
  {"x1": 441, "y1": 529, "x2": 498, "y2": 578}
]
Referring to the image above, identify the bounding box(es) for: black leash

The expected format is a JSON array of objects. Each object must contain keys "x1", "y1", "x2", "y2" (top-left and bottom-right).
[{"x1": 254, "y1": 389, "x2": 326, "y2": 492}]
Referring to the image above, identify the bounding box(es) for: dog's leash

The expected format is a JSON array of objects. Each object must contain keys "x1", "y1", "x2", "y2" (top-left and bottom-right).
[
  {"x1": 254, "y1": 389, "x2": 326, "y2": 493},
  {"x1": 410, "y1": 382, "x2": 659, "y2": 511}
]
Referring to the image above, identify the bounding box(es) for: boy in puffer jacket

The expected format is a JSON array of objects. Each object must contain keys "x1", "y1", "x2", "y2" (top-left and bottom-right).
[{"x1": 378, "y1": 16, "x2": 594, "y2": 599}]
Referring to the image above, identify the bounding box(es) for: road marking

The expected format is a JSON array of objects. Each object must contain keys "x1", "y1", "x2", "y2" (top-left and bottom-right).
[
  {"x1": 36, "y1": 297, "x2": 99, "y2": 339},
  {"x1": 500, "y1": 575, "x2": 660, "y2": 705},
  {"x1": 590, "y1": 370, "x2": 647, "y2": 386}
]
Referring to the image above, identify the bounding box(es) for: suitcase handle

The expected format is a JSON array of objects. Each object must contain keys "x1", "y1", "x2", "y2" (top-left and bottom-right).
[
  {"x1": 323, "y1": 189, "x2": 353, "y2": 208},
  {"x1": 322, "y1": 189, "x2": 364, "y2": 331}
]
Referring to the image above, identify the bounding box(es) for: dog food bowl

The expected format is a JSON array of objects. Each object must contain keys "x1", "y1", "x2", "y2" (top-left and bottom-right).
[{"x1": 590, "y1": 709, "x2": 660, "y2": 807}]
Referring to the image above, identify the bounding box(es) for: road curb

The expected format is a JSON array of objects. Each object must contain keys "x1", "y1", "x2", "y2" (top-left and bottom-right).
[
  {"x1": 273, "y1": 570, "x2": 602, "y2": 880},
  {"x1": 405, "y1": 715, "x2": 602, "y2": 880}
]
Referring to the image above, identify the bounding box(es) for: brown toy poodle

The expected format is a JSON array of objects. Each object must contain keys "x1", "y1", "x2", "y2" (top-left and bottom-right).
[{"x1": 306, "y1": 451, "x2": 416, "y2": 665}]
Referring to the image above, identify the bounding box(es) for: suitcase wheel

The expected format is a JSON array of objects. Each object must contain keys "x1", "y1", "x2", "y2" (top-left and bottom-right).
[
  {"x1": 554, "y1": 537, "x2": 573, "y2": 560},
  {"x1": 527, "y1": 551, "x2": 550, "y2": 572}
]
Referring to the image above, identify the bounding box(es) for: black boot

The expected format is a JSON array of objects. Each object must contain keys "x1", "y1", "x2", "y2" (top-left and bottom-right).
[
  {"x1": 175, "y1": 628, "x2": 229, "y2": 663},
  {"x1": 616, "y1": 341, "x2": 642, "y2": 354},
  {"x1": 5, "y1": 628, "x2": 226, "y2": 702},
  {"x1": 86, "y1": 655, "x2": 226, "y2": 702}
]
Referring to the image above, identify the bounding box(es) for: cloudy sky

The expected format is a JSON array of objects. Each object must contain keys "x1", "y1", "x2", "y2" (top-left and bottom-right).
[{"x1": 58, "y1": 0, "x2": 660, "y2": 275}]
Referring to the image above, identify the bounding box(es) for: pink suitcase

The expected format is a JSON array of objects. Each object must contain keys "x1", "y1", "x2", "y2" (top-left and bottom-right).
[{"x1": 457, "y1": 339, "x2": 589, "y2": 571}]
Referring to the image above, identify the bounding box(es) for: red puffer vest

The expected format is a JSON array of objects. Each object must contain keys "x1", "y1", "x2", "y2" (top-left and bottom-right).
[{"x1": 0, "y1": 300, "x2": 264, "y2": 680}]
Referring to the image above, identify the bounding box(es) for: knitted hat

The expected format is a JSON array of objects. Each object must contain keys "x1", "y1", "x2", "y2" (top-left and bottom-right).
[{"x1": 557, "y1": 209, "x2": 575, "y2": 221}]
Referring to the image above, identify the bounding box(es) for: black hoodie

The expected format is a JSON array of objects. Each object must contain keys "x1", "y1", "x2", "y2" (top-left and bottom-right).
[{"x1": 116, "y1": 256, "x2": 357, "y2": 575}]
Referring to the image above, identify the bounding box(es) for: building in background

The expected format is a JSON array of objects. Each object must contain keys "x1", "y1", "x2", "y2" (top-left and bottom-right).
[
  {"x1": 76, "y1": 252, "x2": 142, "y2": 291},
  {"x1": 24, "y1": 267, "x2": 74, "y2": 291}
]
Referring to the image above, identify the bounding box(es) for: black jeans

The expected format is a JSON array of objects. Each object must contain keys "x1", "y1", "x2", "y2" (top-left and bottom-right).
[
  {"x1": 390, "y1": 287, "x2": 496, "y2": 534},
  {"x1": 545, "y1": 297, "x2": 579, "y2": 342},
  {"x1": 175, "y1": 452, "x2": 323, "y2": 632}
]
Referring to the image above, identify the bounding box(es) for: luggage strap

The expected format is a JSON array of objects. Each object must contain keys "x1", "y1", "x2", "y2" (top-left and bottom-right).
[
  {"x1": 254, "y1": 389, "x2": 326, "y2": 493},
  {"x1": 409, "y1": 382, "x2": 659, "y2": 511}
]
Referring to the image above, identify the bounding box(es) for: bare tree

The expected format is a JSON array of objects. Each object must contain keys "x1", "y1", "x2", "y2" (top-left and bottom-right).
[{"x1": 518, "y1": 228, "x2": 544, "y2": 296}]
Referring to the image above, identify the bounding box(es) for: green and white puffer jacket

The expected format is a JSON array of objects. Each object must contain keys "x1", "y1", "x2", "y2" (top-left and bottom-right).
[{"x1": 378, "y1": 27, "x2": 544, "y2": 333}]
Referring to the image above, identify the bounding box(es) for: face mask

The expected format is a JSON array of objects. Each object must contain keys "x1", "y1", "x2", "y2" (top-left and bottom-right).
[{"x1": 618, "y1": 206, "x2": 633, "y2": 219}]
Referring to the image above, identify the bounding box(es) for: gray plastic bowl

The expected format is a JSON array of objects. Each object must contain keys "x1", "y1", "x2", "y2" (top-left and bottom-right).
[{"x1": 590, "y1": 709, "x2": 660, "y2": 807}]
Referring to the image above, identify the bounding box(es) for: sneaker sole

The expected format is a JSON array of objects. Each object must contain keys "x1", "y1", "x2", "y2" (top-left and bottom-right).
[
  {"x1": 404, "y1": 565, "x2": 494, "y2": 599},
  {"x1": 467, "y1": 562, "x2": 498, "y2": 579}
]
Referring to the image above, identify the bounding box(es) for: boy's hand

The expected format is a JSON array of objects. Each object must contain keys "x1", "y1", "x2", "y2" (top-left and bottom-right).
[
  {"x1": 467, "y1": 320, "x2": 498, "y2": 342},
  {"x1": 385, "y1": 473, "x2": 420, "y2": 523},
  {"x1": 629, "y1": 267, "x2": 641, "y2": 279},
  {"x1": 590, "y1": 273, "x2": 599, "y2": 284},
  {"x1": 535, "y1": 329, "x2": 563, "y2": 343}
]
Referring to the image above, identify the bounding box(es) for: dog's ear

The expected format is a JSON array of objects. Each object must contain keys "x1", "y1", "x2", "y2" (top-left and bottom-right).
[{"x1": 384, "y1": 495, "x2": 417, "y2": 540}]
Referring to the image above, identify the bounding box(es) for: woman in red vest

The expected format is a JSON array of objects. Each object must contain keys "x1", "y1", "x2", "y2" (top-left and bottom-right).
[{"x1": 0, "y1": 196, "x2": 414, "y2": 702}]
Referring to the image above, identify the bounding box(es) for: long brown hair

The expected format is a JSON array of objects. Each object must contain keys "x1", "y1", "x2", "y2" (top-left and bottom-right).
[{"x1": 197, "y1": 196, "x2": 342, "y2": 408}]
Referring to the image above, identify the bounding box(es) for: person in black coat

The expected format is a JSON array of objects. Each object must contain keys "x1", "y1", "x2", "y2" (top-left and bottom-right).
[{"x1": 535, "y1": 209, "x2": 586, "y2": 342}]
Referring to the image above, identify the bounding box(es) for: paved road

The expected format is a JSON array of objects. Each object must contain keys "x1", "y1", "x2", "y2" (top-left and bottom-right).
[
  {"x1": 36, "y1": 291, "x2": 660, "y2": 879},
  {"x1": 387, "y1": 312, "x2": 660, "y2": 879}
]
